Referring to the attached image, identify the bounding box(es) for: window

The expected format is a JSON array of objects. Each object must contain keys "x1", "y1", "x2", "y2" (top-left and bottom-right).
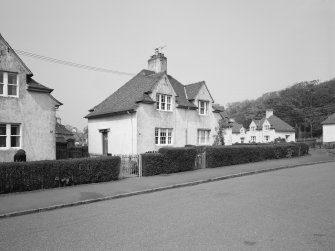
[
  {"x1": 156, "y1": 94, "x2": 172, "y2": 111},
  {"x1": 198, "y1": 129, "x2": 210, "y2": 145},
  {"x1": 251, "y1": 136, "x2": 256, "y2": 142},
  {"x1": 198, "y1": 101, "x2": 209, "y2": 115},
  {"x1": 0, "y1": 124, "x2": 21, "y2": 148},
  {"x1": 240, "y1": 137, "x2": 245, "y2": 143},
  {"x1": 264, "y1": 135, "x2": 269, "y2": 142},
  {"x1": 0, "y1": 71, "x2": 18, "y2": 97},
  {"x1": 155, "y1": 128, "x2": 173, "y2": 145},
  {"x1": 250, "y1": 126, "x2": 256, "y2": 132},
  {"x1": 264, "y1": 124, "x2": 270, "y2": 130}
]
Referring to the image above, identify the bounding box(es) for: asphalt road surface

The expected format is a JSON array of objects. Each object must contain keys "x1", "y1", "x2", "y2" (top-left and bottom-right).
[{"x1": 0, "y1": 162, "x2": 334, "y2": 250}]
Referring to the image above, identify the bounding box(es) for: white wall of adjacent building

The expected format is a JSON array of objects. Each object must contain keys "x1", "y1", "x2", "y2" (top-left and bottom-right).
[{"x1": 323, "y1": 124, "x2": 335, "y2": 143}]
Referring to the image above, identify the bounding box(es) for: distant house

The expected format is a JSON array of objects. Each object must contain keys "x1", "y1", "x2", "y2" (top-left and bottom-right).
[
  {"x1": 247, "y1": 109, "x2": 295, "y2": 143},
  {"x1": 322, "y1": 113, "x2": 335, "y2": 143},
  {"x1": 224, "y1": 109, "x2": 295, "y2": 145},
  {"x1": 85, "y1": 51, "x2": 224, "y2": 155},
  {"x1": 56, "y1": 120, "x2": 75, "y2": 148},
  {"x1": 0, "y1": 34, "x2": 62, "y2": 162},
  {"x1": 224, "y1": 121, "x2": 246, "y2": 145}
]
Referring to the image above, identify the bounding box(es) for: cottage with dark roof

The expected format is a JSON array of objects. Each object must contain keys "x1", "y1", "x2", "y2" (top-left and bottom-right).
[
  {"x1": 322, "y1": 113, "x2": 335, "y2": 143},
  {"x1": 85, "y1": 50, "x2": 224, "y2": 155},
  {"x1": 0, "y1": 34, "x2": 62, "y2": 161},
  {"x1": 246, "y1": 109, "x2": 295, "y2": 143}
]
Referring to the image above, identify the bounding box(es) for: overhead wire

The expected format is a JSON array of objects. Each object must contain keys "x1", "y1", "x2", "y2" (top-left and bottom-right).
[{"x1": 14, "y1": 49, "x2": 136, "y2": 76}]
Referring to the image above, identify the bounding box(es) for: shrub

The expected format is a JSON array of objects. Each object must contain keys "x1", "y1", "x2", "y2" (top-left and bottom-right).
[
  {"x1": 0, "y1": 156, "x2": 120, "y2": 194},
  {"x1": 14, "y1": 149, "x2": 26, "y2": 162},
  {"x1": 158, "y1": 147, "x2": 198, "y2": 173},
  {"x1": 141, "y1": 153, "x2": 166, "y2": 176},
  {"x1": 142, "y1": 147, "x2": 198, "y2": 176},
  {"x1": 206, "y1": 143, "x2": 309, "y2": 168}
]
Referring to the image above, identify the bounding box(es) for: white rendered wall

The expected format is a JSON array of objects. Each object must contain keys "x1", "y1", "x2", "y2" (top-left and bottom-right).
[
  {"x1": 323, "y1": 124, "x2": 335, "y2": 142},
  {"x1": 88, "y1": 113, "x2": 137, "y2": 155}
]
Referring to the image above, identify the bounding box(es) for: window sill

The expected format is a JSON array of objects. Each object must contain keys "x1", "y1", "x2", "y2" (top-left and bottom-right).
[
  {"x1": 0, "y1": 95, "x2": 19, "y2": 98},
  {"x1": 0, "y1": 147, "x2": 21, "y2": 150},
  {"x1": 156, "y1": 109, "x2": 173, "y2": 113}
]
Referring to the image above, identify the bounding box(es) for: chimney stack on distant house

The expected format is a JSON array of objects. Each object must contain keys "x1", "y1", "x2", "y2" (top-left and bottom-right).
[
  {"x1": 266, "y1": 109, "x2": 273, "y2": 119},
  {"x1": 148, "y1": 48, "x2": 167, "y2": 73}
]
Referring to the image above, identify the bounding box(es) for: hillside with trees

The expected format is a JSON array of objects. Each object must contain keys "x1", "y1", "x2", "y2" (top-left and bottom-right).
[{"x1": 226, "y1": 78, "x2": 335, "y2": 139}]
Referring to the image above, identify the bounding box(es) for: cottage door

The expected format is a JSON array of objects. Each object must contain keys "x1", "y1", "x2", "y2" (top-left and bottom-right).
[{"x1": 102, "y1": 132, "x2": 108, "y2": 155}]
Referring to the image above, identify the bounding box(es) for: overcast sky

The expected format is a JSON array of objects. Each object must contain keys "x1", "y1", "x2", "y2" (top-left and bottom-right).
[{"x1": 1, "y1": 0, "x2": 334, "y2": 130}]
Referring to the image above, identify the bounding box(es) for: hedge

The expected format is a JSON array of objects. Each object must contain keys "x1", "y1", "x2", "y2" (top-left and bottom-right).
[
  {"x1": 0, "y1": 156, "x2": 120, "y2": 194},
  {"x1": 206, "y1": 143, "x2": 309, "y2": 168},
  {"x1": 142, "y1": 147, "x2": 198, "y2": 176}
]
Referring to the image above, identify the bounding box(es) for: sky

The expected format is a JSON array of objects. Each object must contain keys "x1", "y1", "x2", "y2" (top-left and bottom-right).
[{"x1": 1, "y1": 0, "x2": 334, "y2": 130}]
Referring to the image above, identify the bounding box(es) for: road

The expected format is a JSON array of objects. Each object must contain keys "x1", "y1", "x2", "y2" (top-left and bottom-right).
[{"x1": 0, "y1": 162, "x2": 334, "y2": 250}]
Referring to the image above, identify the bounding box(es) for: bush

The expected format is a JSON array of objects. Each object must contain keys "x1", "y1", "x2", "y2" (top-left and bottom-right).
[
  {"x1": 142, "y1": 153, "x2": 166, "y2": 176},
  {"x1": 206, "y1": 143, "x2": 309, "y2": 168},
  {"x1": 0, "y1": 156, "x2": 120, "y2": 194},
  {"x1": 142, "y1": 147, "x2": 198, "y2": 176},
  {"x1": 158, "y1": 147, "x2": 198, "y2": 173}
]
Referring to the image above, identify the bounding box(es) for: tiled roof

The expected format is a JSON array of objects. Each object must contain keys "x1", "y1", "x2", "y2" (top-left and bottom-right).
[
  {"x1": 232, "y1": 122, "x2": 244, "y2": 134},
  {"x1": 185, "y1": 81, "x2": 204, "y2": 100},
  {"x1": 27, "y1": 78, "x2": 53, "y2": 93},
  {"x1": 322, "y1": 113, "x2": 335, "y2": 125},
  {"x1": 167, "y1": 75, "x2": 197, "y2": 109},
  {"x1": 56, "y1": 123, "x2": 74, "y2": 136},
  {"x1": 85, "y1": 69, "x2": 203, "y2": 119},
  {"x1": 85, "y1": 70, "x2": 164, "y2": 118},
  {"x1": 260, "y1": 115, "x2": 295, "y2": 132}
]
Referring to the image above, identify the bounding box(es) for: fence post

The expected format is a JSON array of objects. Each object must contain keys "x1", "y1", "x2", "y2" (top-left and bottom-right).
[{"x1": 139, "y1": 154, "x2": 142, "y2": 177}]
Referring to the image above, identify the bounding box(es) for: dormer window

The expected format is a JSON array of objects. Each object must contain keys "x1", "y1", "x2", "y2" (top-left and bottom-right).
[
  {"x1": 264, "y1": 124, "x2": 270, "y2": 130},
  {"x1": 156, "y1": 94, "x2": 172, "y2": 111},
  {"x1": 0, "y1": 71, "x2": 18, "y2": 97},
  {"x1": 250, "y1": 126, "x2": 256, "y2": 132},
  {"x1": 198, "y1": 101, "x2": 209, "y2": 115}
]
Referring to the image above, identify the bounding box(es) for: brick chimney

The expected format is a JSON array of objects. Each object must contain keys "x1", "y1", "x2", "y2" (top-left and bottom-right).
[
  {"x1": 148, "y1": 48, "x2": 167, "y2": 73},
  {"x1": 266, "y1": 109, "x2": 273, "y2": 119}
]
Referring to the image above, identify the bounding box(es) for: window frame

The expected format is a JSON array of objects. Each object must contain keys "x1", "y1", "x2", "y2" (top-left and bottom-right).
[
  {"x1": 198, "y1": 129, "x2": 210, "y2": 145},
  {"x1": 0, "y1": 123, "x2": 21, "y2": 149},
  {"x1": 0, "y1": 71, "x2": 19, "y2": 97},
  {"x1": 198, "y1": 100, "x2": 209, "y2": 115},
  {"x1": 156, "y1": 93, "x2": 172, "y2": 111},
  {"x1": 251, "y1": 136, "x2": 256, "y2": 142},
  {"x1": 155, "y1": 128, "x2": 173, "y2": 145}
]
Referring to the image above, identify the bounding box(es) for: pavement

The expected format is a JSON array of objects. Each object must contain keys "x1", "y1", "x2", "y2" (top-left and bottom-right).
[{"x1": 0, "y1": 148, "x2": 334, "y2": 218}]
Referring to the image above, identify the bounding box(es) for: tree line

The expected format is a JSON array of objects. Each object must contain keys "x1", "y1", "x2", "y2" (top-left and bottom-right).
[{"x1": 226, "y1": 78, "x2": 335, "y2": 139}]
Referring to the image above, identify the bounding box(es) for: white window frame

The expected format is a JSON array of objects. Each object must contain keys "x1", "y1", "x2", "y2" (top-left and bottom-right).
[
  {"x1": 198, "y1": 100, "x2": 209, "y2": 115},
  {"x1": 250, "y1": 126, "x2": 256, "y2": 132},
  {"x1": 264, "y1": 135, "x2": 269, "y2": 142},
  {"x1": 155, "y1": 128, "x2": 173, "y2": 145},
  {"x1": 198, "y1": 129, "x2": 210, "y2": 145},
  {"x1": 0, "y1": 71, "x2": 19, "y2": 97},
  {"x1": 264, "y1": 124, "x2": 270, "y2": 130},
  {"x1": 0, "y1": 123, "x2": 21, "y2": 149},
  {"x1": 251, "y1": 136, "x2": 256, "y2": 142},
  {"x1": 156, "y1": 94, "x2": 172, "y2": 111}
]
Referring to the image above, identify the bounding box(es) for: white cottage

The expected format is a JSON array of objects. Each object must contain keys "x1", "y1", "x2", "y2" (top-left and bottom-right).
[
  {"x1": 224, "y1": 110, "x2": 295, "y2": 145},
  {"x1": 85, "y1": 51, "x2": 224, "y2": 155}
]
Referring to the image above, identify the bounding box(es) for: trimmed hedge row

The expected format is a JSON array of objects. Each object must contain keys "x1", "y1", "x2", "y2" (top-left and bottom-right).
[
  {"x1": 142, "y1": 147, "x2": 197, "y2": 176},
  {"x1": 0, "y1": 156, "x2": 120, "y2": 194},
  {"x1": 206, "y1": 143, "x2": 309, "y2": 168}
]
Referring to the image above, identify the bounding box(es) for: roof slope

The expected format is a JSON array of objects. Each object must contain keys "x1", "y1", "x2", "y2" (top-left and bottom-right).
[
  {"x1": 85, "y1": 70, "x2": 164, "y2": 118},
  {"x1": 167, "y1": 75, "x2": 197, "y2": 109},
  {"x1": 27, "y1": 78, "x2": 54, "y2": 93},
  {"x1": 185, "y1": 81, "x2": 204, "y2": 100},
  {"x1": 260, "y1": 115, "x2": 295, "y2": 132},
  {"x1": 232, "y1": 122, "x2": 244, "y2": 134},
  {"x1": 85, "y1": 70, "x2": 203, "y2": 119},
  {"x1": 322, "y1": 113, "x2": 335, "y2": 125}
]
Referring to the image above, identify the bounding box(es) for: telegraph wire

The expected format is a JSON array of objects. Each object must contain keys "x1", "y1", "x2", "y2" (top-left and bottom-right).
[{"x1": 14, "y1": 49, "x2": 136, "y2": 76}]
